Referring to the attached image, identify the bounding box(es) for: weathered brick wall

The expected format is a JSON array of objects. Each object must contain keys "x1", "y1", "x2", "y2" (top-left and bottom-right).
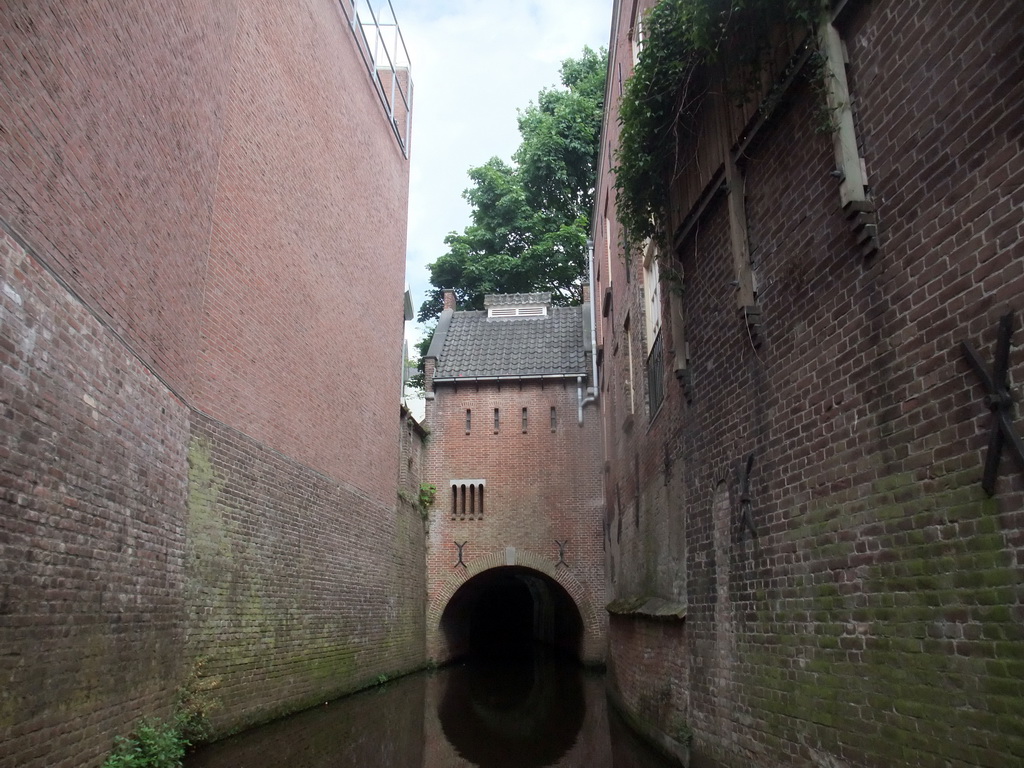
[
  {"x1": 597, "y1": 0, "x2": 1024, "y2": 766},
  {"x1": 1, "y1": 0, "x2": 420, "y2": 764},
  {"x1": 0, "y1": 229, "x2": 191, "y2": 768},
  {"x1": 185, "y1": 411, "x2": 425, "y2": 735},
  {"x1": 424, "y1": 380, "x2": 606, "y2": 663}
]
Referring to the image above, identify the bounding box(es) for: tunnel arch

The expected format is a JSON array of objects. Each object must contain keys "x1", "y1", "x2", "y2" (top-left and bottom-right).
[{"x1": 427, "y1": 548, "x2": 604, "y2": 664}]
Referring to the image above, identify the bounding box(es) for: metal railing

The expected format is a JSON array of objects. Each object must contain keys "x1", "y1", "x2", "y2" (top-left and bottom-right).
[{"x1": 339, "y1": 0, "x2": 413, "y2": 157}]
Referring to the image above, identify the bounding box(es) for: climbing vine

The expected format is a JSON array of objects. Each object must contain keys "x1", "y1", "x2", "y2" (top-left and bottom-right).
[{"x1": 613, "y1": 0, "x2": 823, "y2": 250}]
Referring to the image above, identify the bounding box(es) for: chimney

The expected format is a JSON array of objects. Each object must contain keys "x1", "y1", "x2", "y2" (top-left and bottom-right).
[
  {"x1": 582, "y1": 283, "x2": 591, "y2": 303},
  {"x1": 442, "y1": 288, "x2": 457, "y2": 311}
]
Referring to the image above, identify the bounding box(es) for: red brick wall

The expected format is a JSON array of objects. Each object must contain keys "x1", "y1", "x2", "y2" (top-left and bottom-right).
[
  {"x1": 192, "y1": 0, "x2": 409, "y2": 505},
  {"x1": 0, "y1": 0, "x2": 408, "y2": 505},
  {"x1": 0, "y1": 1, "x2": 235, "y2": 400},
  {"x1": 597, "y1": 1, "x2": 1024, "y2": 766},
  {"x1": 424, "y1": 380, "x2": 606, "y2": 663},
  {"x1": 0, "y1": 0, "x2": 419, "y2": 764}
]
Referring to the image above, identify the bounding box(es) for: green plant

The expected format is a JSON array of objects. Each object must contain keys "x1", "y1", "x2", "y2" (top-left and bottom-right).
[
  {"x1": 175, "y1": 657, "x2": 220, "y2": 742},
  {"x1": 613, "y1": 0, "x2": 822, "y2": 250},
  {"x1": 101, "y1": 720, "x2": 186, "y2": 768},
  {"x1": 418, "y1": 482, "x2": 437, "y2": 513},
  {"x1": 376, "y1": 673, "x2": 389, "y2": 685},
  {"x1": 101, "y1": 659, "x2": 221, "y2": 768}
]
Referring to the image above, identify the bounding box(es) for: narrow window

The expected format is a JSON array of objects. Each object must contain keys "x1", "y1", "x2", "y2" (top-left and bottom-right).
[
  {"x1": 550, "y1": 406, "x2": 557, "y2": 431},
  {"x1": 460, "y1": 484, "x2": 467, "y2": 517},
  {"x1": 451, "y1": 485, "x2": 458, "y2": 519},
  {"x1": 478, "y1": 485, "x2": 484, "y2": 518},
  {"x1": 494, "y1": 408, "x2": 500, "y2": 433},
  {"x1": 465, "y1": 409, "x2": 471, "y2": 434},
  {"x1": 469, "y1": 484, "x2": 475, "y2": 517},
  {"x1": 522, "y1": 407, "x2": 528, "y2": 433}
]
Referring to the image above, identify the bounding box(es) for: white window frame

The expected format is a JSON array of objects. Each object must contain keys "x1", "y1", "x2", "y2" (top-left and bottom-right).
[{"x1": 642, "y1": 239, "x2": 662, "y2": 353}]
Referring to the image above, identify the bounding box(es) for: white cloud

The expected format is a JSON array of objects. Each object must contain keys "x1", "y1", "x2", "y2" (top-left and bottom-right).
[{"x1": 396, "y1": 0, "x2": 612, "y2": 341}]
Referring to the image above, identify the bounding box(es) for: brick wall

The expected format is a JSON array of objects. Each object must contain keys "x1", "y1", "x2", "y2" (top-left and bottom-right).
[
  {"x1": 1, "y1": 0, "x2": 420, "y2": 764},
  {"x1": 597, "y1": 0, "x2": 1024, "y2": 766},
  {"x1": 192, "y1": 0, "x2": 409, "y2": 506},
  {"x1": 185, "y1": 411, "x2": 425, "y2": 735},
  {"x1": 0, "y1": 229, "x2": 191, "y2": 768},
  {"x1": 0, "y1": 1, "x2": 234, "y2": 400},
  {"x1": 424, "y1": 380, "x2": 606, "y2": 663}
]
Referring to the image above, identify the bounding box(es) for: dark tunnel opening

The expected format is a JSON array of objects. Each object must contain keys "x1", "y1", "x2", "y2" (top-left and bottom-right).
[{"x1": 440, "y1": 567, "x2": 584, "y2": 662}]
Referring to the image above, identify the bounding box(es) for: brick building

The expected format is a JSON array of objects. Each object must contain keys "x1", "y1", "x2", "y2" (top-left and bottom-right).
[
  {"x1": 595, "y1": 0, "x2": 1024, "y2": 766},
  {"x1": 422, "y1": 290, "x2": 606, "y2": 665},
  {"x1": 0, "y1": 2, "x2": 424, "y2": 766}
]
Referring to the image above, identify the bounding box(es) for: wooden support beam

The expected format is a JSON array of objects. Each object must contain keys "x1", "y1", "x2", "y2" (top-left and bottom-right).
[{"x1": 819, "y1": 21, "x2": 868, "y2": 206}]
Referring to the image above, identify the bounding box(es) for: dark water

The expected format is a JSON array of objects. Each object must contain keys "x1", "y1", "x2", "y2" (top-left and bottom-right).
[{"x1": 185, "y1": 657, "x2": 677, "y2": 768}]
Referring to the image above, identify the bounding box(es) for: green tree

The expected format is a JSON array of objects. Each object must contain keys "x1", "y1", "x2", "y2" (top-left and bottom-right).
[{"x1": 418, "y1": 47, "x2": 607, "y2": 322}]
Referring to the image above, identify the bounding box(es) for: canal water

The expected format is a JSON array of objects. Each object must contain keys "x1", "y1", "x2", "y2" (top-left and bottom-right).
[{"x1": 185, "y1": 655, "x2": 678, "y2": 767}]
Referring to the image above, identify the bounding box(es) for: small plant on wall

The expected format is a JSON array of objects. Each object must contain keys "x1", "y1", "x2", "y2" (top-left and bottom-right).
[{"x1": 418, "y1": 482, "x2": 437, "y2": 518}]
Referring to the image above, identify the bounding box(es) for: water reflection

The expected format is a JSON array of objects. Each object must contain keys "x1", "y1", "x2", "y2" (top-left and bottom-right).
[
  {"x1": 439, "y1": 657, "x2": 584, "y2": 766},
  {"x1": 185, "y1": 657, "x2": 676, "y2": 768}
]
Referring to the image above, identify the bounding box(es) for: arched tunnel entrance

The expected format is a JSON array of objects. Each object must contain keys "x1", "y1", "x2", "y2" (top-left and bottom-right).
[{"x1": 439, "y1": 566, "x2": 585, "y2": 661}]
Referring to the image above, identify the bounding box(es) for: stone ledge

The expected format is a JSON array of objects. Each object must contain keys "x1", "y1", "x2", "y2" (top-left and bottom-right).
[{"x1": 605, "y1": 596, "x2": 687, "y2": 620}]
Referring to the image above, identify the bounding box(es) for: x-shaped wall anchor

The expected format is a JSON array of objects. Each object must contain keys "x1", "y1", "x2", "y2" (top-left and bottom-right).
[
  {"x1": 554, "y1": 540, "x2": 569, "y2": 568},
  {"x1": 454, "y1": 540, "x2": 468, "y2": 569},
  {"x1": 961, "y1": 311, "x2": 1024, "y2": 495},
  {"x1": 737, "y1": 453, "x2": 757, "y2": 539}
]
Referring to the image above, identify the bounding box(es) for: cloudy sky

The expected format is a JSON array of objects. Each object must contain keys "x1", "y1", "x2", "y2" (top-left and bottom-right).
[{"x1": 395, "y1": 0, "x2": 613, "y2": 331}]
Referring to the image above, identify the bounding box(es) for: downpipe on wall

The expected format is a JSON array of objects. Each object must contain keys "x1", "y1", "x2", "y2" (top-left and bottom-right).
[{"x1": 578, "y1": 239, "x2": 599, "y2": 425}]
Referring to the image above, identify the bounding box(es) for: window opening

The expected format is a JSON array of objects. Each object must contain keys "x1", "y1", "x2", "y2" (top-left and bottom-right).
[
  {"x1": 522, "y1": 407, "x2": 528, "y2": 433},
  {"x1": 451, "y1": 480, "x2": 486, "y2": 520},
  {"x1": 494, "y1": 408, "x2": 500, "y2": 433},
  {"x1": 465, "y1": 408, "x2": 471, "y2": 433},
  {"x1": 642, "y1": 240, "x2": 662, "y2": 353},
  {"x1": 550, "y1": 406, "x2": 557, "y2": 431}
]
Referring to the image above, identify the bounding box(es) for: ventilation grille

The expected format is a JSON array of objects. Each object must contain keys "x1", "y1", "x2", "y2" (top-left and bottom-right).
[{"x1": 488, "y1": 305, "x2": 547, "y2": 318}]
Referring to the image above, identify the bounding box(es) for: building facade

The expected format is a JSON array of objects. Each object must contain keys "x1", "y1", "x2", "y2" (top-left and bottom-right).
[
  {"x1": 594, "y1": 0, "x2": 1024, "y2": 766},
  {"x1": 0, "y1": 2, "x2": 423, "y2": 765},
  {"x1": 422, "y1": 291, "x2": 606, "y2": 665}
]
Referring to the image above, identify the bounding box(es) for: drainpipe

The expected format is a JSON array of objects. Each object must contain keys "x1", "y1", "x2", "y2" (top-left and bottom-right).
[{"x1": 578, "y1": 239, "x2": 599, "y2": 425}]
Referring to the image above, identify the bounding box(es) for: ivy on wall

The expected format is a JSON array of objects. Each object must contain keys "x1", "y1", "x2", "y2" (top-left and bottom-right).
[{"x1": 612, "y1": 0, "x2": 822, "y2": 250}]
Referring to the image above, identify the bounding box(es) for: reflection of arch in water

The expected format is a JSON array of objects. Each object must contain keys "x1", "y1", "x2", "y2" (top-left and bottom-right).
[
  {"x1": 439, "y1": 656, "x2": 586, "y2": 768},
  {"x1": 427, "y1": 548, "x2": 603, "y2": 664}
]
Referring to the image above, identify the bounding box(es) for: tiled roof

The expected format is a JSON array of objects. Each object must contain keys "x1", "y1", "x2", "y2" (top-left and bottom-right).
[
  {"x1": 483, "y1": 292, "x2": 551, "y2": 307},
  {"x1": 433, "y1": 304, "x2": 586, "y2": 379}
]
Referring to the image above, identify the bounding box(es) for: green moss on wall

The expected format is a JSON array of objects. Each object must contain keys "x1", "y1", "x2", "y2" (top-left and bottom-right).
[{"x1": 746, "y1": 469, "x2": 1023, "y2": 764}]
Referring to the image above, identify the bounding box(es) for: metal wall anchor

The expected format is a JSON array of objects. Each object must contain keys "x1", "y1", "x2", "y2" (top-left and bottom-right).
[
  {"x1": 554, "y1": 540, "x2": 569, "y2": 568},
  {"x1": 737, "y1": 452, "x2": 757, "y2": 539},
  {"x1": 454, "y1": 540, "x2": 468, "y2": 568},
  {"x1": 961, "y1": 311, "x2": 1024, "y2": 495}
]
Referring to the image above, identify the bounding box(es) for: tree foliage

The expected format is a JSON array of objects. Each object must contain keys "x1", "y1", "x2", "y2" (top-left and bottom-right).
[{"x1": 418, "y1": 47, "x2": 608, "y2": 322}]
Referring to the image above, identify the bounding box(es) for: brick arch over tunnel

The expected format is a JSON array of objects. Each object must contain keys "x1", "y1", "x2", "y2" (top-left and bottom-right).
[{"x1": 427, "y1": 548, "x2": 604, "y2": 665}]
